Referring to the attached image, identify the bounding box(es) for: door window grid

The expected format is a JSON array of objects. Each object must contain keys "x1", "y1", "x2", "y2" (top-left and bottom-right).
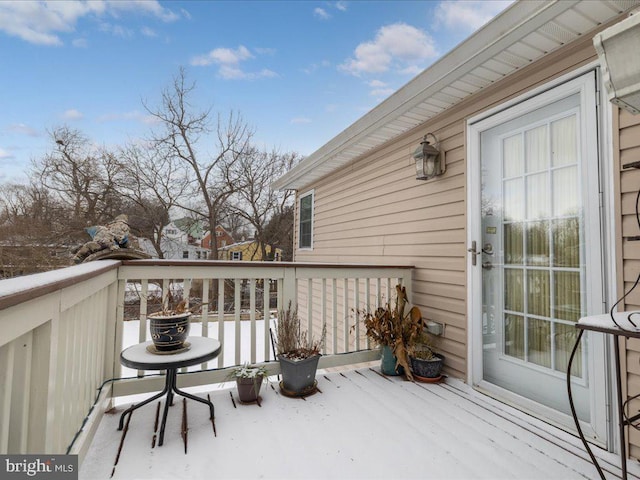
[{"x1": 500, "y1": 112, "x2": 584, "y2": 378}]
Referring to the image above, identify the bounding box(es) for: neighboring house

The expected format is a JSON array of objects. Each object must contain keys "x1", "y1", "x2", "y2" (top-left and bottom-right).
[
  {"x1": 202, "y1": 225, "x2": 235, "y2": 251},
  {"x1": 218, "y1": 239, "x2": 282, "y2": 261},
  {"x1": 140, "y1": 221, "x2": 211, "y2": 260},
  {"x1": 274, "y1": 1, "x2": 640, "y2": 460}
]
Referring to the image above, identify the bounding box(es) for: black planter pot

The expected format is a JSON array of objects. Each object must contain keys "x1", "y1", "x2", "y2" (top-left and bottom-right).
[
  {"x1": 409, "y1": 353, "x2": 444, "y2": 379},
  {"x1": 278, "y1": 354, "x2": 320, "y2": 396},
  {"x1": 149, "y1": 312, "x2": 191, "y2": 352}
]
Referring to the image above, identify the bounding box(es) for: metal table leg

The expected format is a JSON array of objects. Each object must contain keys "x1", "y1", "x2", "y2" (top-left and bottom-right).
[{"x1": 118, "y1": 374, "x2": 171, "y2": 431}]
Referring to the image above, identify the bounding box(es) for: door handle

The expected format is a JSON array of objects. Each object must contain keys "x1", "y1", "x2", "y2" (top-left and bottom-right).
[{"x1": 468, "y1": 241, "x2": 480, "y2": 266}]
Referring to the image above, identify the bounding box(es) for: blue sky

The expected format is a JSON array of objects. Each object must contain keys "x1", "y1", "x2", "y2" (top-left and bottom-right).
[{"x1": 0, "y1": 0, "x2": 512, "y2": 183}]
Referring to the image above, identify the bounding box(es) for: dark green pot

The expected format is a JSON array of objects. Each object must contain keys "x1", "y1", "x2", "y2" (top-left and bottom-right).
[{"x1": 380, "y1": 345, "x2": 404, "y2": 376}]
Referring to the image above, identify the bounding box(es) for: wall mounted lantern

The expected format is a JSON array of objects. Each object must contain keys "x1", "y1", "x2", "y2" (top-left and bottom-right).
[{"x1": 413, "y1": 133, "x2": 444, "y2": 180}]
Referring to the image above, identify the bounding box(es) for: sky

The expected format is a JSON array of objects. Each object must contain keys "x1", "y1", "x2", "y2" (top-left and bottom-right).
[{"x1": 0, "y1": 0, "x2": 513, "y2": 184}]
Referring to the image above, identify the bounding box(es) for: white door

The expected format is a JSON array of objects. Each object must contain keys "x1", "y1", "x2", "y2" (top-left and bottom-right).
[{"x1": 468, "y1": 72, "x2": 608, "y2": 443}]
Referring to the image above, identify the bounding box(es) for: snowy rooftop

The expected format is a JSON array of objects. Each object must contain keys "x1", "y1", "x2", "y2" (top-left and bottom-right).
[{"x1": 80, "y1": 366, "x2": 636, "y2": 480}]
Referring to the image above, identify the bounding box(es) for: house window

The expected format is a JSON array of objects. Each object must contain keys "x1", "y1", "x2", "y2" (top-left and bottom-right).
[
  {"x1": 299, "y1": 190, "x2": 313, "y2": 249},
  {"x1": 182, "y1": 251, "x2": 189, "y2": 259},
  {"x1": 231, "y1": 251, "x2": 242, "y2": 261}
]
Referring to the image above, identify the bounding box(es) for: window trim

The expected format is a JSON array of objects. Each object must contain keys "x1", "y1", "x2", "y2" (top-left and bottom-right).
[{"x1": 298, "y1": 189, "x2": 314, "y2": 250}]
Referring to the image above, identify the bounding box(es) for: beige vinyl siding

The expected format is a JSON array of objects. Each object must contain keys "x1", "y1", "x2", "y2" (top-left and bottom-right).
[
  {"x1": 617, "y1": 107, "x2": 640, "y2": 459},
  {"x1": 293, "y1": 23, "x2": 623, "y2": 382}
]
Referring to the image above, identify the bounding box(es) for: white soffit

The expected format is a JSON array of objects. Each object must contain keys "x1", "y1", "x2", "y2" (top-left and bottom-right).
[{"x1": 273, "y1": 0, "x2": 640, "y2": 191}]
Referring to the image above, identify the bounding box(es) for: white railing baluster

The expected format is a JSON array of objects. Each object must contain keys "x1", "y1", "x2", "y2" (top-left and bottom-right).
[
  {"x1": 250, "y1": 278, "x2": 257, "y2": 364},
  {"x1": 217, "y1": 279, "x2": 225, "y2": 368},
  {"x1": 139, "y1": 279, "x2": 148, "y2": 343},
  {"x1": 234, "y1": 278, "x2": 241, "y2": 366},
  {"x1": 321, "y1": 279, "x2": 327, "y2": 355},
  {"x1": 354, "y1": 279, "x2": 360, "y2": 351},
  {"x1": 201, "y1": 278, "x2": 210, "y2": 368},
  {"x1": 263, "y1": 278, "x2": 271, "y2": 360},
  {"x1": 332, "y1": 279, "x2": 338, "y2": 355},
  {"x1": 343, "y1": 278, "x2": 349, "y2": 353}
]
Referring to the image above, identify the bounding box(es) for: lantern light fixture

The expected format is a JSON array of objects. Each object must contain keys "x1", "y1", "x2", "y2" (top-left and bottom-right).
[{"x1": 413, "y1": 133, "x2": 444, "y2": 180}]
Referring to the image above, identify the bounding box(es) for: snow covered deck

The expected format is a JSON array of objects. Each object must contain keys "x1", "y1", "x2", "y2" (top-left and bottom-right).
[{"x1": 81, "y1": 366, "x2": 636, "y2": 480}]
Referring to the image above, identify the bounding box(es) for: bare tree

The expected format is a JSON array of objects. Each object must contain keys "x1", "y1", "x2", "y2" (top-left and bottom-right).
[
  {"x1": 145, "y1": 67, "x2": 253, "y2": 260},
  {"x1": 115, "y1": 142, "x2": 189, "y2": 258},
  {"x1": 31, "y1": 126, "x2": 124, "y2": 238},
  {"x1": 228, "y1": 149, "x2": 298, "y2": 260}
]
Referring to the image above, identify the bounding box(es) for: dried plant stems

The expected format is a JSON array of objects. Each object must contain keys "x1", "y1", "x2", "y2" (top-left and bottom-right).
[{"x1": 275, "y1": 301, "x2": 326, "y2": 359}]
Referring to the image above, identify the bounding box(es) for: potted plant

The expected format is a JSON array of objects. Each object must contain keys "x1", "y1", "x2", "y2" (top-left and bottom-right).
[
  {"x1": 274, "y1": 302, "x2": 326, "y2": 397},
  {"x1": 359, "y1": 285, "x2": 423, "y2": 381},
  {"x1": 407, "y1": 330, "x2": 444, "y2": 381},
  {"x1": 148, "y1": 288, "x2": 192, "y2": 353},
  {"x1": 228, "y1": 363, "x2": 268, "y2": 403}
]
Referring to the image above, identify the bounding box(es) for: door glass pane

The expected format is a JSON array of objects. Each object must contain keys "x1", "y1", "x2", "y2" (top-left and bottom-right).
[
  {"x1": 503, "y1": 134, "x2": 523, "y2": 178},
  {"x1": 551, "y1": 116, "x2": 576, "y2": 167},
  {"x1": 504, "y1": 223, "x2": 523, "y2": 265},
  {"x1": 554, "y1": 271, "x2": 581, "y2": 321},
  {"x1": 505, "y1": 314, "x2": 524, "y2": 360},
  {"x1": 553, "y1": 217, "x2": 580, "y2": 267},
  {"x1": 527, "y1": 270, "x2": 550, "y2": 317},
  {"x1": 553, "y1": 166, "x2": 578, "y2": 217},
  {"x1": 504, "y1": 178, "x2": 524, "y2": 221},
  {"x1": 527, "y1": 173, "x2": 549, "y2": 219},
  {"x1": 505, "y1": 268, "x2": 523, "y2": 313},
  {"x1": 528, "y1": 319, "x2": 551, "y2": 368},
  {"x1": 526, "y1": 125, "x2": 548, "y2": 173},
  {"x1": 556, "y1": 323, "x2": 582, "y2": 376},
  {"x1": 526, "y1": 221, "x2": 550, "y2": 266}
]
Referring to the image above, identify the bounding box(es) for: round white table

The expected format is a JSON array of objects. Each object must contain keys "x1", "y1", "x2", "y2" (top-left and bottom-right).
[{"x1": 119, "y1": 337, "x2": 221, "y2": 446}]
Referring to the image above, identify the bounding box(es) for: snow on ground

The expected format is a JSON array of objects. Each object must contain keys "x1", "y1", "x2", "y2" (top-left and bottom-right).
[{"x1": 80, "y1": 367, "x2": 635, "y2": 480}]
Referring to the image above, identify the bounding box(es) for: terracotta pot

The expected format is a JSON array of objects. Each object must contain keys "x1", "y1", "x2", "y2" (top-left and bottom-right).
[
  {"x1": 149, "y1": 312, "x2": 191, "y2": 351},
  {"x1": 236, "y1": 376, "x2": 264, "y2": 402}
]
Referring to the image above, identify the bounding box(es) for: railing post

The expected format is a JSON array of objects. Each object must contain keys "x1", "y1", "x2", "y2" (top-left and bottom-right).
[{"x1": 282, "y1": 267, "x2": 297, "y2": 311}]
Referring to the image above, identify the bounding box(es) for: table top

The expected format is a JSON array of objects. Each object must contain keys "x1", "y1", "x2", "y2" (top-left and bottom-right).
[
  {"x1": 120, "y1": 336, "x2": 222, "y2": 370},
  {"x1": 577, "y1": 312, "x2": 640, "y2": 338}
]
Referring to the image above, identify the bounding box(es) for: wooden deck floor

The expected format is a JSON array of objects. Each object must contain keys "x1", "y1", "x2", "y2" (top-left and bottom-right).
[{"x1": 80, "y1": 367, "x2": 640, "y2": 480}]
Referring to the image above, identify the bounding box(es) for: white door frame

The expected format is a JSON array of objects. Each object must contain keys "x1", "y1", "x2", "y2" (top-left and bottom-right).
[{"x1": 466, "y1": 64, "x2": 617, "y2": 448}]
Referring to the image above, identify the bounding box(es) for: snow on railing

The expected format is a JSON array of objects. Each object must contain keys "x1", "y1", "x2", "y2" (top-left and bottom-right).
[{"x1": 0, "y1": 260, "x2": 412, "y2": 462}]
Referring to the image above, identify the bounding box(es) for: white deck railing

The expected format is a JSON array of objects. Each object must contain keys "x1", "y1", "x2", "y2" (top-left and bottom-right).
[{"x1": 0, "y1": 260, "x2": 412, "y2": 462}]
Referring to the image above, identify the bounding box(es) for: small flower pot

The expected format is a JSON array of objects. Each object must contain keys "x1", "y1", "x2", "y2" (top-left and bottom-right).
[
  {"x1": 236, "y1": 376, "x2": 264, "y2": 403},
  {"x1": 409, "y1": 353, "x2": 444, "y2": 379},
  {"x1": 149, "y1": 312, "x2": 191, "y2": 352},
  {"x1": 380, "y1": 345, "x2": 404, "y2": 376}
]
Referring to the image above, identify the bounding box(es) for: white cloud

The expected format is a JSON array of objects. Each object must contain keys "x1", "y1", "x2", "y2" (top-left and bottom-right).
[
  {"x1": 0, "y1": 148, "x2": 13, "y2": 160},
  {"x1": 314, "y1": 8, "x2": 330, "y2": 20},
  {"x1": 434, "y1": 1, "x2": 513, "y2": 32},
  {"x1": 0, "y1": 0, "x2": 178, "y2": 46},
  {"x1": 62, "y1": 109, "x2": 83, "y2": 120},
  {"x1": 141, "y1": 26, "x2": 157, "y2": 37},
  {"x1": 99, "y1": 22, "x2": 133, "y2": 38},
  {"x1": 302, "y1": 60, "x2": 331, "y2": 75},
  {"x1": 191, "y1": 45, "x2": 253, "y2": 66},
  {"x1": 340, "y1": 23, "x2": 437, "y2": 76},
  {"x1": 368, "y1": 79, "x2": 387, "y2": 88},
  {"x1": 370, "y1": 87, "x2": 394, "y2": 98},
  {"x1": 291, "y1": 117, "x2": 312, "y2": 124},
  {"x1": 191, "y1": 45, "x2": 277, "y2": 80},
  {"x1": 335, "y1": 2, "x2": 348, "y2": 12},
  {"x1": 7, "y1": 124, "x2": 40, "y2": 137},
  {"x1": 72, "y1": 37, "x2": 88, "y2": 48}
]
